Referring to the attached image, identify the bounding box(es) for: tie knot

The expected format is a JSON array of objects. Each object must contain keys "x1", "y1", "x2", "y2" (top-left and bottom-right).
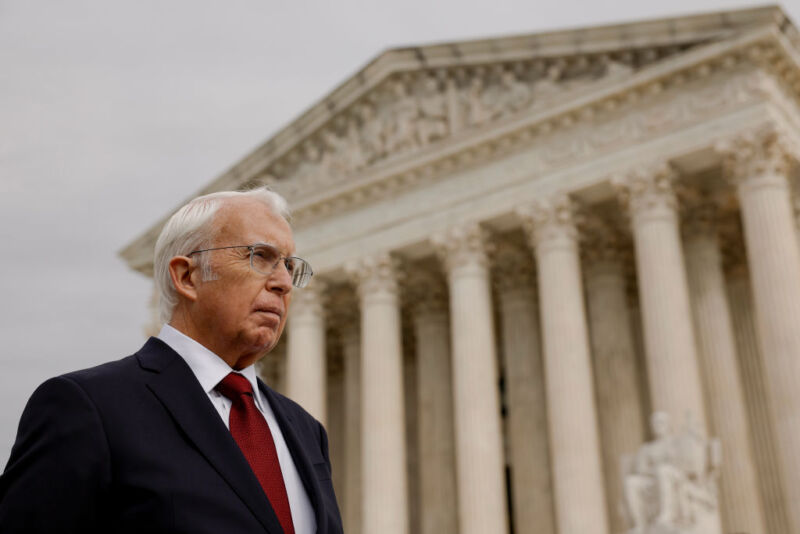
[{"x1": 216, "y1": 372, "x2": 253, "y2": 400}]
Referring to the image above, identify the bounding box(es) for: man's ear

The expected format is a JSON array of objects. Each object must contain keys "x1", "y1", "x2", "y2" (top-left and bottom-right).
[{"x1": 169, "y1": 256, "x2": 199, "y2": 302}]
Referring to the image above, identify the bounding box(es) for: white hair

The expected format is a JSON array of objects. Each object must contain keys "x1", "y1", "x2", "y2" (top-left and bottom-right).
[{"x1": 153, "y1": 187, "x2": 290, "y2": 324}]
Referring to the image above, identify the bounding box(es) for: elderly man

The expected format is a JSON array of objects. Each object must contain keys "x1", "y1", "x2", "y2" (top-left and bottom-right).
[{"x1": 0, "y1": 188, "x2": 343, "y2": 534}]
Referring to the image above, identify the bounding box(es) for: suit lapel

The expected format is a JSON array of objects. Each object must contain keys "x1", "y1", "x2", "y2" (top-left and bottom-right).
[
  {"x1": 136, "y1": 338, "x2": 284, "y2": 534},
  {"x1": 261, "y1": 382, "x2": 328, "y2": 534}
]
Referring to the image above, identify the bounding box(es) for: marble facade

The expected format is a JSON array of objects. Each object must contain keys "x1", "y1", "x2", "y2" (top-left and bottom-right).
[{"x1": 121, "y1": 6, "x2": 800, "y2": 534}]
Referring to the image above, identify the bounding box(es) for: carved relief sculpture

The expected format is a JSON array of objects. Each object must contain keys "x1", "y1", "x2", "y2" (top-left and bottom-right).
[
  {"x1": 416, "y1": 76, "x2": 449, "y2": 146},
  {"x1": 489, "y1": 70, "x2": 533, "y2": 119},
  {"x1": 358, "y1": 103, "x2": 387, "y2": 164},
  {"x1": 386, "y1": 81, "x2": 420, "y2": 155}
]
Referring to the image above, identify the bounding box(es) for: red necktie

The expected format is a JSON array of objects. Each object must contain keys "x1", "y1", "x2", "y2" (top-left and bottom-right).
[{"x1": 216, "y1": 373, "x2": 295, "y2": 534}]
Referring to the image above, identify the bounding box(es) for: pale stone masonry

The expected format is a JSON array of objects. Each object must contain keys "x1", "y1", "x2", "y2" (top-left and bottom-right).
[
  {"x1": 286, "y1": 283, "x2": 327, "y2": 424},
  {"x1": 494, "y1": 240, "x2": 555, "y2": 534},
  {"x1": 582, "y1": 217, "x2": 645, "y2": 534},
  {"x1": 346, "y1": 254, "x2": 408, "y2": 534},
  {"x1": 519, "y1": 196, "x2": 608, "y2": 534},
  {"x1": 122, "y1": 6, "x2": 800, "y2": 534},
  {"x1": 683, "y1": 202, "x2": 766, "y2": 533},
  {"x1": 432, "y1": 224, "x2": 508, "y2": 534}
]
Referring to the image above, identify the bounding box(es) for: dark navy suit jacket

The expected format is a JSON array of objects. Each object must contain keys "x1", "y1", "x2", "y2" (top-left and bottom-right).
[{"x1": 0, "y1": 337, "x2": 343, "y2": 534}]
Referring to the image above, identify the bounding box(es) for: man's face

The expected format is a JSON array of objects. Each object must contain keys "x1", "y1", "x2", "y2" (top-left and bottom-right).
[{"x1": 190, "y1": 198, "x2": 294, "y2": 368}]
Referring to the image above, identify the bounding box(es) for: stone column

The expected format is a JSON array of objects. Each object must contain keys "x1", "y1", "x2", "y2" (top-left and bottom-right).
[
  {"x1": 581, "y1": 217, "x2": 645, "y2": 533},
  {"x1": 259, "y1": 338, "x2": 287, "y2": 394},
  {"x1": 431, "y1": 223, "x2": 509, "y2": 534},
  {"x1": 338, "y1": 308, "x2": 362, "y2": 534},
  {"x1": 627, "y1": 284, "x2": 652, "y2": 420},
  {"x1": 326, "y1": 349, "x2": 345, "y2": 505},
  {"x1": 683, "y1": 202, "x2": 766, "y2": 534},
  {"x1": 405, "y1": 269, "x2": 458, "y2": 534},
  {"x1": 517, "y1": 196, "x2": 609, "y2": 534},
  {"x1": 493, "y1": 240, "x2": 555, "y2": 534},
  {"x1": 402, "y1": 335, "x2": 419, "y2": 534},
  {"x1": 346, "y1": 254, "x2": 408, "y2": 534},
  {"x1": 286, "y1": 282, "x2": 327, "y2": 424},
  {"x1": 613, "y1": 164, "x2": 708, "y2": 431},
  {"x1": 725, "y1": 257, "x2": 790, "y2": 534},
  {"x1": 717, "y1": 127, "x2": 800, "y2": 534}
]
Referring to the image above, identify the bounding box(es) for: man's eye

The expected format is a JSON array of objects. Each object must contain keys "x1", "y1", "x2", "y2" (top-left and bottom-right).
[
  {"x1": 284, "y1": 259, "x2": 297, "y2": 273},
  {"x1": 253, "y1": 247, "x2": 279, "y2": 263}
]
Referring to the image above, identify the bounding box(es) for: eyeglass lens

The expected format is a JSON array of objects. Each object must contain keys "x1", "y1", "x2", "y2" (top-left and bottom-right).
[{"x1": 250, "y1": 244, "x2": 312, "y2": 288}]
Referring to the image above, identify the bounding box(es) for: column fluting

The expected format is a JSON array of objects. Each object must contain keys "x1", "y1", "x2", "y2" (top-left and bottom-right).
[
  {"x1": 329, "y1": 288, "x2": 362, "y2": 534},
  {"x1": 683, "y1": 202, "x2": 766, "y2": 534},
  {"x1": 346, "y1": 254, "x2": 408, "y2": 534},
  {"x1": 432, "y1": 223, "x2": 509, "y2": 534},
  {"x1": 612, "y1": 164, "x2": 708, "y2": 431},
  {"x1": 581, "y1": 217, "x2": 646, "y2": 534},
  {"x1": 286, "y1": 282, "x2": 327, "y2": 424},
  {"x1": 518, "y1": 195, "x2": 609, "y2": 534},
  {"x1": 493, "y1": 240, "x2": 556, "y2": 534},
  {"x1": 406, "y1": 269, "x2": 458, "y2": 534},
  {"x1": 717, "y1": 127, "x2": 800, "y2": 534},
  {"x1": 726, "y1": 259, "x2": 790, "y2": 534}
]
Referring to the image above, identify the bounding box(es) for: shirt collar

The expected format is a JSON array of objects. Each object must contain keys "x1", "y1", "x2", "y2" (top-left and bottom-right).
[{"x1": 157, "y1": 324, "x2": 266, "y2": 411}]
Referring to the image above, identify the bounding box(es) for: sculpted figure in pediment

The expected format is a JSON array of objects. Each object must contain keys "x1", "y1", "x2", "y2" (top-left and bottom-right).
[
  {"x1": 467, "y1": 77, "x2": 492, "y2": 126},
  {"x1": 416, "y1": 76, "x2": 449, "y2": 146},
  {"x1": 320, "y1": 129, "x2": 353, "y2": 177},
  {"x1": 601, "y1": 54, "x2": 634, "y2": 79},
  {"x1": 294, "y1": 140, "x2": 323, "y2": 183},
  {"x1": 445, "y1": 75, "x2": 467, "y2": 133},
  {"x1": 490, "y1": 70, "x2": 533, "y2": 118},
  {"x1": 532, "y1": 64, "x2": 563, "y2": 100},
  {"x1": 385, "y1": 81, "x2": 420, "y2": 155},
  {"x1": 342, "y1": 117, "x2": 368, "y2": 171},
  {"x1": 358, "y1": 103, "x2": 387, "y2": 164}
]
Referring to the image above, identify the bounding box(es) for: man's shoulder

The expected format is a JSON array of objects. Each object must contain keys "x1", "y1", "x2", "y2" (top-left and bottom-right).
[{"x1": 54, "y1": 337, "x2": 176, "y2": 393}]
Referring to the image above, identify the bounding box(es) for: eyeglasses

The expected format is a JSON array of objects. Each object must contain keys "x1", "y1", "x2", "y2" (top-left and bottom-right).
[{"x1": 187, "y1": 243, "x2": 313, "y2": 288}]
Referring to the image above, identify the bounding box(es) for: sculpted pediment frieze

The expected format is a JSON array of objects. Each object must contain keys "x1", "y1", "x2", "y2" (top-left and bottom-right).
[
  {"x1": 256, "y1": 45, "x2": 701, "y2": 200},
  {"x1": 119, "y1": 6, "x2": 800, "y2": 276}
]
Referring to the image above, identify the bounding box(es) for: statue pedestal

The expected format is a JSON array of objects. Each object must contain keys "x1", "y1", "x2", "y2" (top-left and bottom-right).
[{"x1": 626, "y1": 512, "x2": 722, "y2": 534}]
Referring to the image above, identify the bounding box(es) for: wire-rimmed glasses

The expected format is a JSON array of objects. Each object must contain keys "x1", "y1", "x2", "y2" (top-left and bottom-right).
[{"x1": 188, "y1": 243, "x2": 313, "y2": 288}]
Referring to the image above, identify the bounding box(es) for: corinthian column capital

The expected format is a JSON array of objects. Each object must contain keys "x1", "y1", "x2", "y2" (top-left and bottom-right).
[
  {"x1": 516, "y1": 193, "x2": 579, "y2": 253},
  {"x1": 404, "y1": 267, "x2": 448, "y2": 316},
  {"x1": 681, "y1": 192, "x2": 720, "y2": 239},
  {"x1": 345, "y1": 253, "x2": 401, "y2": 299},
  {"x1": 431, "y1": 222, "x2": 491, "y2": 274},
  {"x1": 611, "y1": 162, "x2": 679, "y2": 222},
  {"x1": 580, "y1": 213, "x2": 626, "y2": 267},
  {"x1": 491, "y1": 239, "x2": 536, "y2": 294},
  {"x1": 715, "y1": 125, "x2": 797, "y2": 192},
  {"x1": 326, "y1": 284, "x2": 359, "y2": 336}
]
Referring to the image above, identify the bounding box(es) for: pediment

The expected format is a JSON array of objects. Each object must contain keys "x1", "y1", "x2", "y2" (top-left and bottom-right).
[
  {"x1": 120, "y1": 5, "x2": 800, "y2": 275},
  {"x1": 263, "y1": 49, "x2": 668, "y2": 201},
  {"x1": 226, "y1": 6, "x2": 796, "y2": 203}
]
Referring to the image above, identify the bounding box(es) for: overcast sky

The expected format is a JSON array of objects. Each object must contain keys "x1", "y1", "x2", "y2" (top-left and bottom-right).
[{"x1": 2, "y1": 0, "x2": 798, "y2": 464}]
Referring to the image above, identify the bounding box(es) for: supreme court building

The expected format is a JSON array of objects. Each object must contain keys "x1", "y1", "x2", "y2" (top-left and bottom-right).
[{"x1": 121, "y1": 6, "x2": 800, "y2": 534}]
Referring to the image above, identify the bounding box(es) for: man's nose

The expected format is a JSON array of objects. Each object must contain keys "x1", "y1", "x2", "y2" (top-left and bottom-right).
[{"x1": 267, "y1": 261, "x2": 293, "y2": 294}]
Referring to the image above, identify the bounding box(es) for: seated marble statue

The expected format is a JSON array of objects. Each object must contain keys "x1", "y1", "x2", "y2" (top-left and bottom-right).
[{"x1": 622, "y1": 412, "x2": 721, "y2": 533}]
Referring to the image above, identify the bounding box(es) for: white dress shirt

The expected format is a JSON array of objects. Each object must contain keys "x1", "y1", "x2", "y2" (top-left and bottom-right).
[{"x1": 158, "y1": 324, "x2": 316, "y2": 534}]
